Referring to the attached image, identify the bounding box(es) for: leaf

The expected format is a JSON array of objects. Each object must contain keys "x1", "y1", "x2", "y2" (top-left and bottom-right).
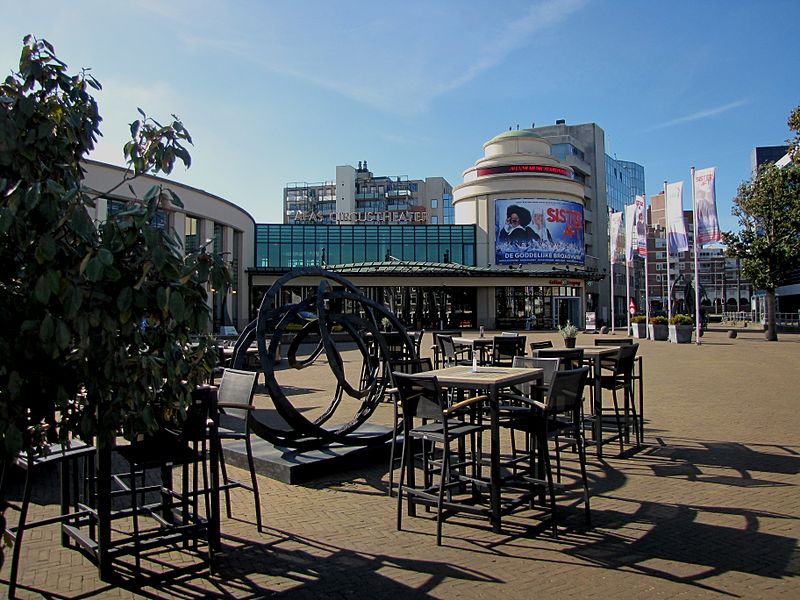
[
  {"x1": 97, "y1": 248, "x2": 113, "y2": 266},
  {"x1": 157, "y1": 287, "x2": 168, "y2": 311},
  {"x1": 165, "y1": 188, "x2": 183, "y2": 208},
  {"x1": 35, "y1": 275, "x2": 51, "y2": 304},
  {"x1": 168, "y1": 290, "x2": 186, "y2": 323},
  {"x1": 37, "y1": 234, "x2": 57, "y2": 262},
  {"x1": 40, "y1": 313, "x2": 54, "y2": 342},
  {"x1": 117, "y1": 287, "x2": 132, "y2": 312},
  {"x1": 84, "y1": 257, "x2": 104, "y2": 281},
  {"x1": 64, "y1": 286, "x2": 83, "y2": 319},
  {"x1": 55, "y1": 320, "x2": 70, "y2": 350}
]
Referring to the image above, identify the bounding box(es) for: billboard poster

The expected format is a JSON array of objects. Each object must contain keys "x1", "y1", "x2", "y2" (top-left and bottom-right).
[{"x1": 495, "y1": 198, "x2": 585, "y2": 265}]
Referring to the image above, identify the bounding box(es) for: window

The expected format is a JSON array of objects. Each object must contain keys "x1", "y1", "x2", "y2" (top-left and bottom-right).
[
  {"x1": 185, "y1": 216, "x2": 199, "y2": 253},
  {"x1": 431, "y1": 199, "x2": 438, "y2": 209},
  {"x1": 431, "y1": 215, "x2": 439, "y2": 224}
]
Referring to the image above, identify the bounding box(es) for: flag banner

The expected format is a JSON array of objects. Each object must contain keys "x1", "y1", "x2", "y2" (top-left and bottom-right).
[
  {"x1": 665, "y1": 181, "x2": 688, "y2": 253},
  {"x1": 635, "y1": 195, "x2": 647, "y2": 258},
  {"x1": 694, "y1": 167, "x2": 720, "y2": 246},
  {"x1": 609, "y1": 211, "x2": 623, "y2": 264},
  {"x1": 625, "y1": 204, "x2": 637, "y2": 264}
]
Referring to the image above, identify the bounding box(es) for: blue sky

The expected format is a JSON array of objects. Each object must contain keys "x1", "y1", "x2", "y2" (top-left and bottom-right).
[{"x1": 2, "y1": 0, "x2": 798, "y2": 233}]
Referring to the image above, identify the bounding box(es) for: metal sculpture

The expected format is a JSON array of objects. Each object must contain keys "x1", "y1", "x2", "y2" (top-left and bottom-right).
[{"x1": 230, "y1": 268, "x2": 413, "y2": 449}]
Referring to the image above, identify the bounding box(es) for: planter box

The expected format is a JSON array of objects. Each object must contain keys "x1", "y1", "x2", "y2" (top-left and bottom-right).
[
  {"x1": 669, "y1": 324, "x2": 693, "y2": 344},
  {"x1": 648, "y1": 323, "x2": 669, "y2": 341},
  {"x1": 631, "y1": 323, "x2": 648, "y2": 339}
]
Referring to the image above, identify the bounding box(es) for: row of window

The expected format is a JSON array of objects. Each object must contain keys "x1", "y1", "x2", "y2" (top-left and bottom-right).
[{"x1": 255, "y1": 224, "x2": 477, "y2": 268}]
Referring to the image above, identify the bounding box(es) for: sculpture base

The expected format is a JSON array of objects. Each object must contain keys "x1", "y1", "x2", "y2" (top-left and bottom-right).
[{"x1": 221, "y1": 424, "x2": 394, "y2": 484}]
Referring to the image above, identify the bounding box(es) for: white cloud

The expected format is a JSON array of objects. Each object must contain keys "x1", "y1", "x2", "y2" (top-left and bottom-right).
[
  {"x1": 175, "y1": 0, "x2": 588, "y2": 115},
  {"x1": 646, "y1": 99, "x2": 749, "y2": 132}
]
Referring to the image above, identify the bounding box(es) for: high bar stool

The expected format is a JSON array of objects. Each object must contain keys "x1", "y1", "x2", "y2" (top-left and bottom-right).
[{"x1": 1, "y1": 440, "x2": 96, "y2": 598}]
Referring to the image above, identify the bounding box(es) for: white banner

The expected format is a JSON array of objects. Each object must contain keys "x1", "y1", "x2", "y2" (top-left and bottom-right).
[
  {"x1": 625, "y1": 204, "x2": 637, "y2": 264},
  {"x1": 666, "y1": 181, "x2": 688, "y2": 253},
  {"x1": 694, "y1": 167, "x2": 720, "y2": 246},
  {"x1": 609, "y1": 211, "x2": 623, "y2": 265},
  {"x1": 635, "y1": 195, "x2": 647, "y2": 258}
]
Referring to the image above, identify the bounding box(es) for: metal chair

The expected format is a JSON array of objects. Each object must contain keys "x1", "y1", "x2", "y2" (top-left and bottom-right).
[
  {"x1": 429, "y1": 330, "x2": 462, "y2": 368},
  {"x1": 491, "y1": 335, "x2": 526, "y2": 366},
  {"x1": 1, "y1": 441, "x2": 96, "y2": 597},
  {"x1": 215, "y1": 368, "x2": 263, "y2": 532},
  {"x1": 437, "y1": 334, "x2": 471, "y2": 366},
  {"x1": 504, "y1": 367, "x2": 592, "y2": 536},
  {"x1": 394, "y1": 372, "x2": 487, "y2": 545},
  {"x1": 529, "y1": 340, "x2": 554, "y2": 352},
  {"x1": 535, "y1": 347, "x2": 585, "y2": 370},
  {"x1": 588, "y1": 344, "x2": 641, "y2": 452},
  {"x1": 386, "y1": 357, "x2": 433, "y2": 497}
]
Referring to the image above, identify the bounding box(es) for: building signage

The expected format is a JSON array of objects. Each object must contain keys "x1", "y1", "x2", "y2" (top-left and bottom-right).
[
  {"x1": 549, "y1": 279, "x2": 583, "y2": 286},
  {"x1": 495, "y1": 198, "x2": 585, "y2": 266},
  {"x1": 477, "y1": 165, "x2": 572, "y2": 178},
  {"x1": 293, "y1": 210, "x2": 428, "y2": 224}
]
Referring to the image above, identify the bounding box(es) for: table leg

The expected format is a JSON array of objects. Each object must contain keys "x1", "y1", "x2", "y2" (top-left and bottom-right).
[
  {"x1": 489, "y1": 385, "x2": 501, "y2": 533},
  {"x1": 97, "y1": 446, "x2": 112, "y2": 582},
  {"x1": 593, "y1": 356, "x2": 603, "y2": 458}
]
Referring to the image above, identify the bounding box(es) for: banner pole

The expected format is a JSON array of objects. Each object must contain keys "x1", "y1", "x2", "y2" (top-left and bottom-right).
[
  {"x1": 664, "y1": 181, "x2": 673, "y2": 320},
  {"x1": 644, "y1": 198, "x2": 651, "y2": 327},
  {"x1": 691, "y1": 167, "x2": 702, "y2": 345}
]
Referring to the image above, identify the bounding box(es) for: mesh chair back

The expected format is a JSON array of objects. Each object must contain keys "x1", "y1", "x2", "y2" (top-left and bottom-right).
[
  {"x1": 393, "y1": 372, "x2": 445, "y2": 421},
  {"x1": 218, "y1": 368, "x2": 258, "y2": 420},
  {"x1": 412, "y1": 330, "x2": 425, "y2": 359},
  {"x1": 612, "y1": 343, "x2": 639, "y2": 381},
  {"x1": 389, "y1": 357, "x2": 432, "y2": 379},
  {"x1": 546, "y1": 367, "x2": 590, "y2": 414},
  {"x1": 492, "y1": 335, "x2": 526, "y2": 366},
  {"x1": 512, "y1": 355, "x2": 560, "y2": 388},
  {"x1": 536, "y1": 348, "x2": 585, "y2": 370},
  {"x1": 529, "y1": 340, "x2": 554, "y2": 351},
  {"x1": 594, "y1": 338, "x2": 633, "y2": 347},
  {"x1": 438, "y1": 335, "x2": 459, "y2": 364}
]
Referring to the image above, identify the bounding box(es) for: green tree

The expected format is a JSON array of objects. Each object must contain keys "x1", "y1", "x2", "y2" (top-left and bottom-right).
[
  {"x1": 0, "y1": 35, "x2": 228, "y2": 463},
  {"x1": 723, "y1": 146, "x2": 800, "y2": 340}
]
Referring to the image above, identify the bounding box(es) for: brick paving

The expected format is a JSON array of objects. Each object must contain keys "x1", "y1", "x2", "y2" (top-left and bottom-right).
[{"x1": 2, "y1": 326, "x2": 799, "y2": 598}]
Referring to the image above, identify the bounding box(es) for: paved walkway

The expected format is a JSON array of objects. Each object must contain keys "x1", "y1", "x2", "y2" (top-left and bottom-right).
[{"x1": 2, "y1": 327, "x2": 799, "y2": 598}]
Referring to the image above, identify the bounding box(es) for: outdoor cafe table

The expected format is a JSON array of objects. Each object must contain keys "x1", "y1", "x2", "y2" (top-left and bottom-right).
[
  {"x1": 575, "y1": 346, "x2": 618, "y2": 458},
  {"x1": 408, "y1": 365, "x2": 543, "y2": 533},
  {"x1": 451, "y1": 336, "x2": 495, "y2": 365}
]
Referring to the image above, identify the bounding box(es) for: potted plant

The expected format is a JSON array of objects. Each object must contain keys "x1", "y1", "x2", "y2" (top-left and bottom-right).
[
  {"x1": 558, "y1": 321, "x2": 579, "y2": 348},
  {"x1": 381, "y1": 317, "x2": 392, "y2": 332},
  {"x1": 648, "y1": 315, "x2": 669, "y2": 341},
  {"x1": 631, "y1": 315, "x2": 648, "y2": 339},
  {"x1": 669, "y1": 314, "x2": 694, "y2": 343}
]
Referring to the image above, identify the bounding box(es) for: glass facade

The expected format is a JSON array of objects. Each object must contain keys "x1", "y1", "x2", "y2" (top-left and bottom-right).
[
  {"x1": 107, "y1": 198, "x2": 167, "y2": 229},
  {"x1": 551, "y1": 143, "x2": 586, "y2": 162},
  {"x1": 255, "y1": 224, "x2": 476, "y2": 268},
  {"x1": 495, "y1": 285, "x2": 581, "y2": 330},
  {"x1": 605, "y1": 156, "x2": 645, "y2": 213}
]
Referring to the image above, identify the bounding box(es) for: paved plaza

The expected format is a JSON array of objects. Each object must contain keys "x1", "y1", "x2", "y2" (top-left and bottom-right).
[{"x1": 2, "y1": 327, "x2": 799, "y2": 599}]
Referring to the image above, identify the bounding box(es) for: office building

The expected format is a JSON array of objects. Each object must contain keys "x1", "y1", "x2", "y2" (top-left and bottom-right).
[
  {"x1": 530, "y1": 121, "x2": 645, "y2": 326},
  {"x1": 284, "y1": 161, "x2": 454, "y2": 226}
]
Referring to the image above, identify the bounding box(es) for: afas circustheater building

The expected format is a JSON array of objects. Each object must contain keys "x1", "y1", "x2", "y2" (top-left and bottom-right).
[{"x1": 84, "y1": 123, "x2": 634, "y2": 331}]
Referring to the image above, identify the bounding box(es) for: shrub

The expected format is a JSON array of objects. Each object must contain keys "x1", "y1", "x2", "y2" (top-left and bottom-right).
[
  {"x1": 558, "y1": 320, "x2": 579, "y2": 338},
  {"x1": 649, "y1": 316, "x2": 669, "y2": 325},
  {"x1": 670, "y1": 314, "x2": 694, "y2": 326},
  {"x1": 631, "y1": 315, "x2": 647, "y2": 324}
]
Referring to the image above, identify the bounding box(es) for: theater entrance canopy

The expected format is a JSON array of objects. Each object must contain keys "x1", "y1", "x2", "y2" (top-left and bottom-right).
[{"x1": 248, "y1": 262, "x2": 605, "y2": 331}]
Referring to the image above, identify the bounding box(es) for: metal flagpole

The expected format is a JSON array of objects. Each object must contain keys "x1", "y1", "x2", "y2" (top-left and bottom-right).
[
  {"x1": 644, "y1": 199, "x2": 651, "y2": 326},
  {"x1": 625, "y1": 206, "x2": 632, "y2": 334},
  {"x1": 664, "y1": 180, "x2": 673, "y2": 319},
  {"x1": 610, "y1": 261, "x2": 615, "y2": 332},
  {"x1": 610, "y1": 208, "x2": 616, "y2": 332},
  {"x1": 691, "y1": 167, "x2": 702, "y2": 345}
]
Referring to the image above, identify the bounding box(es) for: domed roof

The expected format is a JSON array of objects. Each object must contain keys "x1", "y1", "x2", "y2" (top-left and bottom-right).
[{"x1": 487, "y1": 129, "x2": 543, "y2": 143}]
